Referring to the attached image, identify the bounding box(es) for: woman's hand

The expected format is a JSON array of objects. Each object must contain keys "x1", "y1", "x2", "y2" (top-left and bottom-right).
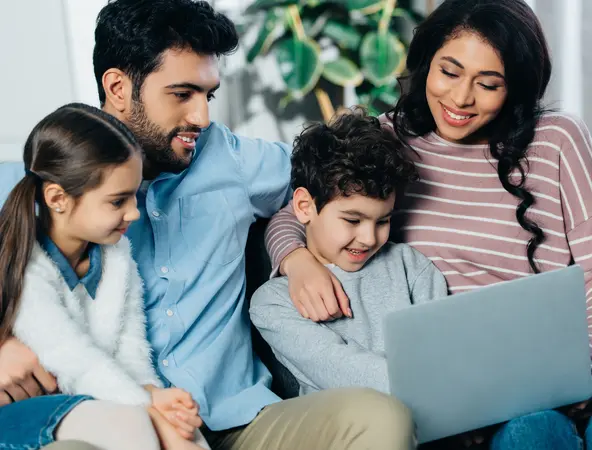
[{"x1": 281, "y1": 248, "x2": 351, "y2": 322}]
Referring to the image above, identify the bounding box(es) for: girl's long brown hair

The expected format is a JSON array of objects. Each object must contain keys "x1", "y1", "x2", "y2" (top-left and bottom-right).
[{"x1": 0, "y1": 103, "x2": 141, "y2": 342}]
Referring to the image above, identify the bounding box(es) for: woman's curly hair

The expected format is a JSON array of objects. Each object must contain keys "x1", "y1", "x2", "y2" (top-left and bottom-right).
[{"x1": 388, "y1": 0, "x2": 552, "y2": 273}]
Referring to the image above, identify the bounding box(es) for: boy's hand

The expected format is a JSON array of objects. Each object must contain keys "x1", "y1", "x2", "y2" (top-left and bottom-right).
[
  {"x1": 282, "y1": 248, "x2": 351, "y2": 322},
  {"x1": 151, "y1": 387, "x2": 202, "y2": 440}
]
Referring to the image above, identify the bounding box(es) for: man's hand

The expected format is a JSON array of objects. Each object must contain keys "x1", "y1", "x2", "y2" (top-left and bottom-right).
[
  {"x1": 0, "y1": 338, "x2": 57, "y2": 405},
  {"x1": 150, "y1": 387, "x2": 202, "y2": 440},
  {"x1": 281, "y1": 248, "x2": 351, "y2": 322}
]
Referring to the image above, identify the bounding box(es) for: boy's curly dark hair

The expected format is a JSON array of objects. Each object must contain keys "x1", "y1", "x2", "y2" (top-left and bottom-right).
[{"x1": 291, "y1": 108, "x2": 418, "y2": 212}]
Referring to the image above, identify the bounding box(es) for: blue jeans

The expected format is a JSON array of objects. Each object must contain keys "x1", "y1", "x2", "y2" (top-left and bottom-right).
[
  {"x1": 0, "y1": 394, "x2": 91, "y2": 450},
  {"x1": 491, "y1": 410, "x2": 587, "y2": 450}
]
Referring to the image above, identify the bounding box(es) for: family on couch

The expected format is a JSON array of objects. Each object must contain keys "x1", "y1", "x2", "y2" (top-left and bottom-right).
[{"x1": 0, "y1": 0, "x2": 591, "y2": 449}]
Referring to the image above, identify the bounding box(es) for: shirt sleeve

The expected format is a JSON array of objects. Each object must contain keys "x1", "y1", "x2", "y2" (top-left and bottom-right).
[
  {"x1": 13, "y1": 264, "x2": 151, "y2": 406},
  {"x1": 230, "y1": 130, "x2": 293, "y2": 219},
  {"x1": 556, "y1": 115, "x2": 592, "y2": 351},
  {"x1": 114, "y1": 255, "x2": 163, "y2": 388},
  {"x1": 249, "y1": 283, "x2": 389, "y2": 393},
  {"x1": 264, "y1": 202, "x2": 307, "y2": 277}
]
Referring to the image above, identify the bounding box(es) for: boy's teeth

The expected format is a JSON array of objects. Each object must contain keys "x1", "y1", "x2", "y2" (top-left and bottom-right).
[{"x1": 178, "y1": 136, "x2": 193, "y2": 143}]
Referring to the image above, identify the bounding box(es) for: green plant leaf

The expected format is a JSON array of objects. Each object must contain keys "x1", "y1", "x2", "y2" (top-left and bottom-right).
[
  {"x1": 246, "y1": 0, "x2": 301, "y2": 14},
  {"x1": 302, "y1": 12, "x2": 330, "y2": 38},
  {"x1": 322, "y1": 20, "x2": 362, "y2": 50},
  {"x1": 371, "y1": 85, "x2": 400, "y2": 106},
  {"x1": 276, "y1": 38, "x2": 323, "y2": 99},
  {"x1": 246, "y1": 10, "x2": 286, "y2": 63},
  {"x1": 346, "y1": 0, "x2": 384, "y2": 15},
  {"x1": 322, "y1": 58, "x2": 363, "y2": 87},
  {"x1": 360, "y1": 31, "x2": 406, "y2": 86}
]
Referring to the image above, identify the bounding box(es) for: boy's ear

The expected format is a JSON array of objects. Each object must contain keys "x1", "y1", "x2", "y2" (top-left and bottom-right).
[{"x1": 292, "y1": 187, "x2": 316, "y2": 224}]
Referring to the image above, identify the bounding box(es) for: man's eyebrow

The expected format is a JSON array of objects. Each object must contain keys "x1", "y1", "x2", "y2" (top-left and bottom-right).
[{"x1": 164, "y1": 82, "x2": 221, "y2": 92}]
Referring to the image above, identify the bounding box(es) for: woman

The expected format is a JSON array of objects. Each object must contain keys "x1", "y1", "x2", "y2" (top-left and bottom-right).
[{"x1": 264, "y1": 0, "x2": 592, "y2": 448}]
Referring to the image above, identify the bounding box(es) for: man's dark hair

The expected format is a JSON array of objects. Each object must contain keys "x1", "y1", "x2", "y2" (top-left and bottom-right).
[
  {"x1": 291, "y1": 108, "x2": 418, "y2": 212},
  {"x1": 93, "y1": 0, "x2": 239, "y2": 105}
]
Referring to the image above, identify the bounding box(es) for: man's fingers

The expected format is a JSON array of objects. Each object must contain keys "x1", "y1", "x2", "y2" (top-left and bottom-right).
[
  {"x1": 4, "y1": 384, "x2": 29, "y2": 402},
  {"x1": 0, "y1": 390, "x2": 12, "y2": 406},
  {"x1": 331, "y1": 274, "x2": 351, "y2": 317},
  {"x1": 18, "y1": 375, "x2": 42, "y2": 398},
  {"x1": 32, "y1": 367, "x2": 57, "y2": 393},
  {"x1": 177, "y1": 410, "x2": 202, "y2": 429},
  {"x1": 166, "y1": 411, "x2": 196, "y2": 434},
  {"x1": 173, "y1": 404, "x2": 199, "y2": 416}
]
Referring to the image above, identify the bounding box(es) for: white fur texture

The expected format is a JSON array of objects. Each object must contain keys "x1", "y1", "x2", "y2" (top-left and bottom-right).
[{"x1": 13, "y1": 236, "x2": 162, "y2": 406}]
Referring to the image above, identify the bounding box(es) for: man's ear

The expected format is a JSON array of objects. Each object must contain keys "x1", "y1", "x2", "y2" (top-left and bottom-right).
[
  {"x1": 102, "y1": 68, "x2": 133, "y2": 113},
  {"x1": 292, "y1": 187, "x2": 317, "y2": 225}
]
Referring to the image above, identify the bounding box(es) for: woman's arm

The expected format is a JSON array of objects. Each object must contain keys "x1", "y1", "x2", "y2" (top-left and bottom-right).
[
  {"x1": 556, "y1": 115, "x2": 592, "y2": 350},
  {"x1": 264, "y1": 203, "x2": 351, "y2": 321}
]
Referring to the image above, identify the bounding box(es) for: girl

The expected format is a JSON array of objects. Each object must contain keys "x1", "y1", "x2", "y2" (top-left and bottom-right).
[
  {"x1": 264, "y1": 0, "x2": 592, "y2": 448},
  {"x1": 0, "y1": 103, "x2": 209, "y2": 450}
]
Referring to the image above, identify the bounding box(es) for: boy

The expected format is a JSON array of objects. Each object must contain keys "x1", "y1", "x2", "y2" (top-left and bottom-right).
[{"x1": 250, "y1": 109, "x2": 448, "y2": 395}]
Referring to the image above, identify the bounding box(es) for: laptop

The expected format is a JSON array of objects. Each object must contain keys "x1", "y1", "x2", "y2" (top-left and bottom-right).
[{"x1": 384, "y1": 265, "x2": 592, "y2": 444}]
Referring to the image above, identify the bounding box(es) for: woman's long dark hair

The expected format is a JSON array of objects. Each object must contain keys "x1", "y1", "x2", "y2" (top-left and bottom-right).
[
  {"x1": 0, "y1": 103, "x2": 141, "y2": 342},
  {"x1": 389, "y1": 0, "x2": 552, "y2": 273}
]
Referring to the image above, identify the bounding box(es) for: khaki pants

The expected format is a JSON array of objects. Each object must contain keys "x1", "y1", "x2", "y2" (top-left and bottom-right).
[{"x1": 203, "y1": 388, "x2": 415, "y2": 450}]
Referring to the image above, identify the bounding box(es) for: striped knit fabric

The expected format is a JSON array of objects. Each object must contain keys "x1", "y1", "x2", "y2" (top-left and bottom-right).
[{"x1": 265, "y1": 113, "x2": 592, "y2": 348}]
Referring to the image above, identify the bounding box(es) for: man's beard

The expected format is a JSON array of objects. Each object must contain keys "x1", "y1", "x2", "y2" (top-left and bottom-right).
[{"x1": 128, "y1": 100, "x2": 198, "y2": 176}]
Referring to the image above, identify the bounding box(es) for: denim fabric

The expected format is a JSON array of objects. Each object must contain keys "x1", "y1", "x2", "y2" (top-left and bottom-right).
[
  {"x1": 490, "y1": 410, "x2": 582, "y2": 450},
  {"x1": 0, "y1": 395, "x2": 91, "y2": 450}
]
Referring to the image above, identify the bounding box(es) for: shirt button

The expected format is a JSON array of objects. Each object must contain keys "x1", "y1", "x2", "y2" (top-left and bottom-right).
[
  {"x1": 166, "y1": 309, "x2": 174, "y2": 317},
  {"x1": 162, "y1": 359, "x2": 169, "y2": 367},
  {"x1": 152, "y1": 210, "x2": 161, "y2": 218},
  {"x1": 160, "y1": 266, "x2": 169, "y2": 274}
]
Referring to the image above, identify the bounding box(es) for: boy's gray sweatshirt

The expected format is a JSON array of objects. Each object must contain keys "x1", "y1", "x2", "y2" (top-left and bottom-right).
[{"x1": 250, "y1": 242, "x2": 448, "y2": 395}]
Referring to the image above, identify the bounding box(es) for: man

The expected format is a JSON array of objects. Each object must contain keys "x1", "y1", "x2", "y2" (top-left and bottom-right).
[{"x1": 0, "y1": 1, "x2": 413, "y2": 449}]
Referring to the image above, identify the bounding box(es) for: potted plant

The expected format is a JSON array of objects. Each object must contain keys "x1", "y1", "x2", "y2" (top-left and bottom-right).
[{"x1": 244, "y1": 0, "x2": 422, "y2": 120}]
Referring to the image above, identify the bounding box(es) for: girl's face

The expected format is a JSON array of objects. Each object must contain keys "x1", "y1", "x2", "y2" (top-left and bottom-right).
[
  {"x1": 425, "y1": 31, "x2": 508, "y2": 144},
  {"x1": 64, "y1": 154, "x2": 143, "y2": 246}
]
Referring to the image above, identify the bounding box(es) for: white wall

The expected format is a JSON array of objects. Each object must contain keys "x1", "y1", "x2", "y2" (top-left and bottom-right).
[
  {"x1": 0, "y1": 0, "x2": 589, "y2": 163},
  {"x1": 0, "y1": 0, "x2": 75, "y2": 161}
]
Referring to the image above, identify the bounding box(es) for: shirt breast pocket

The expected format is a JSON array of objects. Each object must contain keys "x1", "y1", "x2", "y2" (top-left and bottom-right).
[{"x1": 179, "y1": 191, "x2": 242, "y2": 266}]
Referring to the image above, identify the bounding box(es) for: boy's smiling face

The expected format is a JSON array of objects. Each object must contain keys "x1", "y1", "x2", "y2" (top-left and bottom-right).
[{"x1": 293, "y1": 188, "x2": 395, "y2": 272}]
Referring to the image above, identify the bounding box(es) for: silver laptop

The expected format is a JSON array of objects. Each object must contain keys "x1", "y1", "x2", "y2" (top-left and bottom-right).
[{"x1": 384, "y1": 265, "x2": 592, "y2": 444}]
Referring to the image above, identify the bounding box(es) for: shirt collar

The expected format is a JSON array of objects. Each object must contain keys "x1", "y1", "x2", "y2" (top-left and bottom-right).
[{"x1": 39, "y1": 234, "x2": 102, "y2": 299}]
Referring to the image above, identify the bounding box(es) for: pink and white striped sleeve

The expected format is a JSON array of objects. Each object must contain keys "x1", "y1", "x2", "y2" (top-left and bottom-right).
[
  {"x1": 264, "y1": 202, "x2": 306, "y2": 277},
  {"x1": 556, "y1": 115, "x2": 592, "y2": 351}
]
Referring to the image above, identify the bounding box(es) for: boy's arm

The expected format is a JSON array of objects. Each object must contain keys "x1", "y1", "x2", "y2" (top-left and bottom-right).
[
  {"x1": 394, "y1": 244, "x2": 448, "y2": 304},
  {"x1": 250, "y1": 283, "x2": 389, "y2": 393},
  {"x1": 409, "y1": 261, "x2": 449, "y2": 304}
]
